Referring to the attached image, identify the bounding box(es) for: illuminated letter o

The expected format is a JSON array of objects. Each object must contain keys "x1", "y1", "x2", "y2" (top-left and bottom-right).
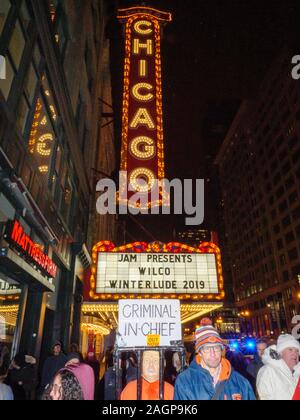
[{"x1": 129, "y1": 168, "x2": 156, "y2": 192}]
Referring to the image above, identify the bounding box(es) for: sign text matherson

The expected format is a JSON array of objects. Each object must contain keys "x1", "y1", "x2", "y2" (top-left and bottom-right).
[{"x1": 96, "y1": 253, "x2": 219, "y2": 294}]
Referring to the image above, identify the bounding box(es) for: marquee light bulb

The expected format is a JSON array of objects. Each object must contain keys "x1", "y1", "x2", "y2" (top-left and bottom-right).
[
  {"x1": 133, "y1": 20, "x2": 153, "y2": 35},
  {"x1": 129, "y1": 136, "x2": 156, "y2": 160},
  {"x1": 132, "y1": 83, "x2": 154, "y2": 102}
]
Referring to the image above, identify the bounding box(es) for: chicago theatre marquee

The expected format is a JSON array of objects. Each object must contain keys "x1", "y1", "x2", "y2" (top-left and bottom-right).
[{"x1": 81, "y1": 7, "x2": 225, "y2": 352}]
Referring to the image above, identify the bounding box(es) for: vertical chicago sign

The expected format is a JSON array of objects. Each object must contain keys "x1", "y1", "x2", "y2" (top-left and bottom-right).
[{"x1": 117, "y1": 7, "x2": 172, "y2": 209}]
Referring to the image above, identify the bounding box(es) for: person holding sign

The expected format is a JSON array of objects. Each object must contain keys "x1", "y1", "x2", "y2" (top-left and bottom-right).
[
  {"x1": 174, "y1": 319, "x2": 255, "y2": 401},
  {"x1": 121, "y1": 351, "x2": 174, "y2": 400}
]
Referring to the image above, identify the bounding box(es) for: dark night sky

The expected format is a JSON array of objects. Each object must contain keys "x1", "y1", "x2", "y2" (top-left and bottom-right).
[{"x1": 106, "y1": 0, "x2": 300, "y2": 243}]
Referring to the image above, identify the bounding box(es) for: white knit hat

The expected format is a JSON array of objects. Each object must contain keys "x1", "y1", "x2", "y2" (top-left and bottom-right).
[{"x1": 277, "y1": 334, "x2": 300, "y2": 355}]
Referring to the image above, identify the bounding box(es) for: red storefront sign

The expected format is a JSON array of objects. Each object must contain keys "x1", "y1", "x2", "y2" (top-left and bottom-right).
[
  {"x1": 4, "y1": 219, "x2": 57, "y2": 278},
  {"x1": 117, "y1": 7, "x2": 172, "y2": 209}
]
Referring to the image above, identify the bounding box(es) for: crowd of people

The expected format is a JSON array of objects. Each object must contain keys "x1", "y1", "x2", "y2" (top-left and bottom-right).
[{"x1": 0, "y1": 318, "x2": 299, "y2": 401}]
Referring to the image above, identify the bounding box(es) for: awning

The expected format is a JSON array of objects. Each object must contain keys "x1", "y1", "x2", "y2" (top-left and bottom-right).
[
  {"x1": 82, "y1": 301, "x2": 224, "y2": 331},
  {"x1": 0, "y1": 247, "x2": 55, "y2": 293}
]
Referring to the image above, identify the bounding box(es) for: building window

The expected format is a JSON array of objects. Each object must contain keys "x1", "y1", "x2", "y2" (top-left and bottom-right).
[
  {"x1": 0, "y1": 56, "x2": 15, "y2": 100},
  {"x1": 285, "y1": 231, "x2": 295, "y2": 245},
  {"x1": 288, "y1": 248, "x2": 298, "y2": 262},
  {"x1": 279, "y1": 200, "x2": 288, "y2": 214},
  {"x1": 282, "y1": 161, "x2": 291, "y2": 174},
  {"x1": 292, "y1": 207, "x2": 300, "y2": 222},
  {"x1": 0, "y1": 0, "x2": 11, "y2": 35},
  {"x1": 280, "y1": 255, "x2": 286, "y2": 266},
  {"x1": 273, "y1": 173, "x2": 281, "y2": 186},
  {"x1": 52, "y1": 3, "x2": 69, "y2": 58},
  {"x1": 16, "y1": 94, "x2": 30, "y2": 134},
  {"x1": 285, "y1": 175, "x2": 295, "y2": 190},
  {"x1": 8, "y1": 19, "x2": 26, "y2": 70},
  {"x1": 24, "y1": 63, "x2": 38, "y2": 105},
  {"x1": 289, "y1": 191, "x2": 298, "y2": 206},
  {"x1": 292, "y1": 148, "x2": 300, "y2": 165},
  {"x1": 60, "y1": 176, "x2": 73, "y2": 224},
  {"x1": 0, "y1": 17, "x2": 27, "y2": 101},
  {"x1": 277, "y1": 238, "x2": 284, "y2": 250},
  {"x1": 288, "y1": 136, "x2": 298, "y2": 150},
  {"x1": 282, "y1": 271, "x2": 290, "y2": 283},
  {"x1": 20, "y1": 0, "x2": 31, "y2": 32},
  {"x1": 18, "y1": 63, "x2": 38, "y2": 136},
  {"x1": 276, "y1": 186, "x2": 285, "y2": 199},
  {"x1": 47, "y1": 0, "x2": 59, "y2": 22},
  {"x1": 282, "y1": 215, "x2": 291, "y2": 228},
  {"x1": 292, "y1": 265, "x2": 300, "y2": 277}
]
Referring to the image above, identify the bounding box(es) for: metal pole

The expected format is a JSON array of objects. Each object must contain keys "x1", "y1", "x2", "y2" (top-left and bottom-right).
[
  {"x1": 159, "y1": 349, "x2": 164, "y2": 400},
  {"x1": 137, "y1": 350, "x2": 142, "y2": 400},
  {"x1": 116, "y1": 350, "x2": 122, "y2": 400},
  {"x1": 180, "y1": 349, "x2": 185, "y2": 372}
]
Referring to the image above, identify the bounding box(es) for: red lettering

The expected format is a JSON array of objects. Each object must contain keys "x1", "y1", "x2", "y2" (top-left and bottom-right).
[
  {"x1": 8, "y1": 220, "x2": 58, "y2": 278},
  {"x1": 20, "y1": 233, "x2": 27, "y2": 251},
  {"x1": 11, "y1": 220, "x2": 23, "y2": 244}
]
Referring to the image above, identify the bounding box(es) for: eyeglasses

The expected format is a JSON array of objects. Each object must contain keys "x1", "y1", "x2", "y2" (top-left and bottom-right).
[{"x1": 201, "y1": 346, "x2": 223, "y2": 355}]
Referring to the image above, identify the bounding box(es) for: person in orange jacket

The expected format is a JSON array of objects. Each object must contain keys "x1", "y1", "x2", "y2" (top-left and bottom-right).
[{"x1": 121, "y1": 350, "x2": 174, "y2": 400}]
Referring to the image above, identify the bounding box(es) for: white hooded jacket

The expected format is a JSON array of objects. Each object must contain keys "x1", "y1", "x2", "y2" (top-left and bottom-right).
[{"x1": 257, "y1": 346, "x2": 300, "y2": 400}]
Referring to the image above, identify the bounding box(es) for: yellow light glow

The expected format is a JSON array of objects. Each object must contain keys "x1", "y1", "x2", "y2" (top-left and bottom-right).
[
  {"x1": 129, "y1": 167, "x2": 156, "y2": 192},
  {"x1": 117, "y1": 7, "x2": 172, "y2": 23},
  {"x1": 81, "y1": 323, "x2": 110, "y2": 336},
  {"x1": 0, "y1": 305, "x2": 19, "y2": 313},
  {"x1": 133, "y1": 20, "x2": 153, "y2": 35},
  {"x1": 129, "y1": 136, "x2": 156, "y2": 160},
  {"x1": 133, "y1": 38, "x2": 153, "y2": 55},
  {"x1": 139, "y1": 59, "x2": 147, "y2": 77},
  {"x1": 38, "y1": 166, "x2": 49, "y2": 173},
  {"x1": 37, "y1": 133, "x2": 53, "y2": 156},
  {"x1": 132, "y1": 83, "x2": 154, "y2": 102},
  {"x1": 129, "y1": 108, "x2": 155, "y2": 129},
  {"x1": 82, "y1": 303, "x2": 223, "y2": 326},
  {"x1": 40, "y1": 116, "x2": 47, "y2": 126},
  {"x1": 49, "y1": 105, "x2": 57, "y2": 120},
  {"x1": 118, "y1": 14, "x2": 170, "y2": 208}
]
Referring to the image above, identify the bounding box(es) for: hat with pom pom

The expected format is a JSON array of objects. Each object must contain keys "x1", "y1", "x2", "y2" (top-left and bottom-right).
[{"x1": 195, "y1": 318, "x2": 224, "y2": 353}]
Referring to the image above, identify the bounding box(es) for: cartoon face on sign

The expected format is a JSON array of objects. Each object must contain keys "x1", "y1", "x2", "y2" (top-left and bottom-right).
[{"x1": 142, "y1": 351, "x2": 160, "y2": 383}]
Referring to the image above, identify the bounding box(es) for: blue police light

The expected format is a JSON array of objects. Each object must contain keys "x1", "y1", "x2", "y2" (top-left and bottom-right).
[
  {"x1": 246, "y1": 340, "x2": 256, "y2": 350},
  {"x1": 232, "y1": 342, "x2": 239, "y2": 350}
]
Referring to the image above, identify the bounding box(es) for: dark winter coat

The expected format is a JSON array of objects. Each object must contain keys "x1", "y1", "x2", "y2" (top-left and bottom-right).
[{"x1": 40, "y1": 354, "x2": 67, "y2": 390}]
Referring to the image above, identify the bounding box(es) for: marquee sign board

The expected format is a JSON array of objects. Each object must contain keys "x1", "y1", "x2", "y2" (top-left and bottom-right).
[
  {"x1": 88, "y1": 241, "x2": 225, "y2": 302},
  {"x1": 96, "y1": 253, "x2": 219, "y2": 295}
]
